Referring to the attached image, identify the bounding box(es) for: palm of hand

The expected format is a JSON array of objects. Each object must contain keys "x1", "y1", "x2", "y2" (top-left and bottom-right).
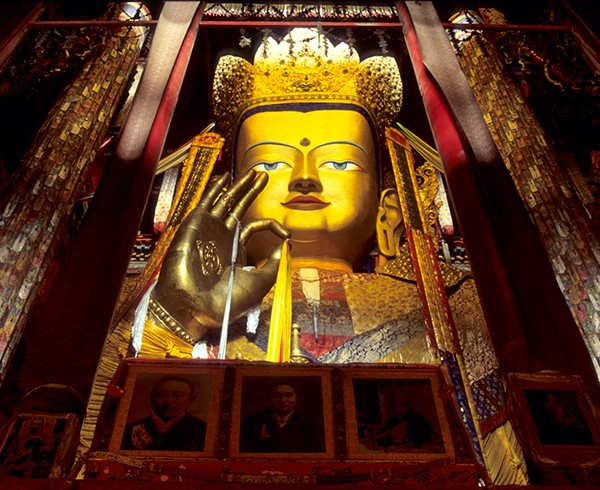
[{"x1": 152, "y1": 170, "x2": 289, "y2": 340}]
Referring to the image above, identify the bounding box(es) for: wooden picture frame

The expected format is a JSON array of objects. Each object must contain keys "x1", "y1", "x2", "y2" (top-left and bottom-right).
[
  {"x1": 0, "y1": 412, "x2": 79, "y2": 478},
  {"x1": 107, "y1": 362, "x2": 225, "y2": 458},
  {"x1": 88, "y1": 361, "x2": 480, "y2": 483},
  {"x1": 508, "y1": 373, "x2": 600, "y2": 464},
  {"x1": 229, "y1": 365, "x2": 334, "y2": 459},
  {"x1": 342, "y1": 367, "x2": 454, "y2": 461}
]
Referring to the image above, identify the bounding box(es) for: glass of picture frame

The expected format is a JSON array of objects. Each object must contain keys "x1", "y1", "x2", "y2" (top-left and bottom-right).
[
  {"x1": 342, "y1": 366, "x2": 455, "y2": 461},
  {"x1": 508, "y1": 372, "x2": 600, "y2": 465},
  {"x1": 0, "y1": 412, "x2": 79, "y2": 479},
  {"x1": 229, "y1": 364, "x2": 335, "y2": 459},
  {"x1": 107, "y1": 360, "x2": 225, "y2": 458}
]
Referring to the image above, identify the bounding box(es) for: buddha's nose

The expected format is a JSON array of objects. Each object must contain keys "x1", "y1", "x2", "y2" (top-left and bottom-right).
[{"x1": 289, "y1": 160, "x2": 323, "y2": 194}]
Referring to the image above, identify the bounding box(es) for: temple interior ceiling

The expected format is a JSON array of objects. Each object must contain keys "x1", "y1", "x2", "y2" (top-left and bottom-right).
[{"x1": 0, "y1": 1, "x2": 597, "y2": 182}]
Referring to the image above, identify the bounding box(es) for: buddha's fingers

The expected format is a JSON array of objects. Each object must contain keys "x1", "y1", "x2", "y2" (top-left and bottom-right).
[
  {"x1": 199, "y1": 172, "x2": 231, "y2": 211},
  {"x1": 211, "y1": 169, "x2": 258, "y2": 219},
  {"x1": 239, "y1": 219, "x2": 289, "y2": 246},
  {"x1": 223, "y1": 172, "x2": 269, "y2": 230}
]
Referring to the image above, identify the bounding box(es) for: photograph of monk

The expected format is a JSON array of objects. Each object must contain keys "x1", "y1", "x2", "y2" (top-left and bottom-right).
[
  {"x1": 239, "y1": 376, "x2": 325, "y2": 453},
  {"x1": 524, "y1": 389, "x2": 595, "y2": 446},
  {"x1": 120, "y1": 374, "x2": 210, "y2": 452},
  {"x1": 352, "y1": 378, "x2": 444, "y2": 454}
]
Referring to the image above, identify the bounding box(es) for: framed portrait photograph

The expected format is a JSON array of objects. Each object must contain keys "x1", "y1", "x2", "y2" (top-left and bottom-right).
[
  {"x1": 508, "y1": 373, "x2": 600, "y2": 464},
  {"x1": 107, "y1": 360, "x2": 225, "y2": 458},
  {"x1": 0, "y1": 412, "x2": 79, "y2": 478},
  {"x1": 342, "y1": 367, "x2": 454, "y2": 461},
  {"x1": 229, "y1": 365, "x2": 334, "y2": 459}
]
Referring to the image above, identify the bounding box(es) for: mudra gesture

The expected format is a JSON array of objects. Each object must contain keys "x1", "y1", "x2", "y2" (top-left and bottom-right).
[{"x1": 151, "y1": 169, "x2": 290, "y2": 341}]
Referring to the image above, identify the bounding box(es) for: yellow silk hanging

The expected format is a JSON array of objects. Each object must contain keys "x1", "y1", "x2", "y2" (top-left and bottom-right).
[{"x1": 266, "y1": 240, "x2": 292, "y2": 362}]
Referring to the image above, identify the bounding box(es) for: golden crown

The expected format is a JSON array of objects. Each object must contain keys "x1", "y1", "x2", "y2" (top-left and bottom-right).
[{"x1": 213, "y1": 28, "x2": 403, "y2": 156}]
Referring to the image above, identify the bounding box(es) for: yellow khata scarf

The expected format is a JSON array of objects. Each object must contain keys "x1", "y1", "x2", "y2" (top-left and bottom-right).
[{"x1": 266, "y1": 240, "x2": 292, "y2": 362}]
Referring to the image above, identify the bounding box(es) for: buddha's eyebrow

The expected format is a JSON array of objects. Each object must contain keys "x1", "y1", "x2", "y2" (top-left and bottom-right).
[
  {"x1": 311, "y1": 140, "x2": 369, "y2": 157},
  {"x1": 244, "y1": 141, "x2": 299, "y2": 156}
]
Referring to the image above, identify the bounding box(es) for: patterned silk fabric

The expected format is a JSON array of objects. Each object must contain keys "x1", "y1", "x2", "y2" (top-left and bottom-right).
[
  {"x1": 137, "y1": 264, "x2": 500, "y2": 385},
  {"x1": 223, "y1": 270, "x2": 434, "y2": 365}
]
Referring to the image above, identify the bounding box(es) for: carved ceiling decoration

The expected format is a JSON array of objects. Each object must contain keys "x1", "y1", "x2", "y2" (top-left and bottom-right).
[{"x1": 202, "y1": 3, "x2": 397, "y2": 21}]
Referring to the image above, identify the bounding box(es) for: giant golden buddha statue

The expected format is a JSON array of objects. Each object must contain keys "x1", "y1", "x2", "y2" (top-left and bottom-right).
[
  {"x1": 110, "y1": 29, "x2": 525, "y2": 483},
  {"x1": 142, "y1": 29, "x2": 459, "y2": 363}
]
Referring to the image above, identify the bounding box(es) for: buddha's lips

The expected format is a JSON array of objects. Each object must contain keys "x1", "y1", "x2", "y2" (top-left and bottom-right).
[{"x1": 282, "y1": 196, "x2": 329, "y2": 209}]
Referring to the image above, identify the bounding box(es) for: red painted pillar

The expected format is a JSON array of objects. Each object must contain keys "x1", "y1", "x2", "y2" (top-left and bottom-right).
[
  {"x1": 15, "y1": 4, "x2": 203, "y2": 399},
  {"x1": 397, "y1": 1, "x2": 598, "y2": 392}
]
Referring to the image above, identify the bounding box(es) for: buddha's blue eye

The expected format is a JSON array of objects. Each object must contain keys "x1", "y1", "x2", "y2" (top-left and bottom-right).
[
  {"x1": 250, "y1": 161, "x2": 291, "y2": 172},
  {"x1": 319, "y1": 161, "x2": 363, "y2": 171}
]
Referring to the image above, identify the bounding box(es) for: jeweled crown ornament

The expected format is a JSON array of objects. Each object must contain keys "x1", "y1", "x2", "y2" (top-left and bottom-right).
[{"x1": 213, "y1": 28, "x2": 403, "y2": 159}]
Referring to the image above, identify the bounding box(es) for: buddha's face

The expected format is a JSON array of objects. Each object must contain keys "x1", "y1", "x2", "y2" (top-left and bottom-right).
[{"x1": 235, "y1": 109, "x2": 379, "y2": 269}]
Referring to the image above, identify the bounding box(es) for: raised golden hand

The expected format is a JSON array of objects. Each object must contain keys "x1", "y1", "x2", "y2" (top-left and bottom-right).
[{"x1": 151, "y1": 170, "x2": 289, "y2": 342}]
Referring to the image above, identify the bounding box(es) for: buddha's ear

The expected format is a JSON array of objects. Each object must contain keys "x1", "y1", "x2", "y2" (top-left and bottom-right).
[{"x1": 376, "y1": 188, "x2": 403, "y2": 259}]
